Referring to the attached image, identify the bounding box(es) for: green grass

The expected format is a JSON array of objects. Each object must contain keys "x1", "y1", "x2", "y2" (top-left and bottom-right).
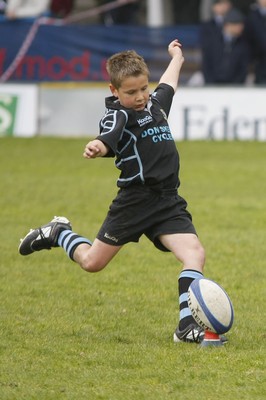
[{"x1": 0, "y1": 138, "x2": 265, "y2": 399}]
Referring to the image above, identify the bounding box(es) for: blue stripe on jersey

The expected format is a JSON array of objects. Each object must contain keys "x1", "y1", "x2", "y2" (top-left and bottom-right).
[
  {"x1": 116, "y1": 128, "x2": 144, "y2": 185},
  {"x1": 100, "y1": 109, "x2": 128, "y2": 135}
]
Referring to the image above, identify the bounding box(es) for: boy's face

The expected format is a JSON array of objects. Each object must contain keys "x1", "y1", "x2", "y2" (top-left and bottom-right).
[{"x1": 110, "y1": 74, "x2": 150, "y2": 111}]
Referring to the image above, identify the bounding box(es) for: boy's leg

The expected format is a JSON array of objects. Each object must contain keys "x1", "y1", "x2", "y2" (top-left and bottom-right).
[
  {"x1": 159, "y1": 233, "x2": 205, "y2": 343},
  {"x1": 71, "y1": 238, "x2": 122, "y2": 272},
  {"x1": 19, "y1": 216, "x2": 122, "y2": 272}
]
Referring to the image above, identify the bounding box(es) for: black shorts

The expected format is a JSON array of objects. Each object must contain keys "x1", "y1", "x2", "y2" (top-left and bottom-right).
[{"x1": 96, "y1": 185, "x2": 197, "y2": 252}]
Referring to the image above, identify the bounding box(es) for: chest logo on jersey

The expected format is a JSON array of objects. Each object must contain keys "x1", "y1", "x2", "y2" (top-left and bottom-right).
[{"x1": 137, "y1": 115, "x2": 153, "y2": 127}]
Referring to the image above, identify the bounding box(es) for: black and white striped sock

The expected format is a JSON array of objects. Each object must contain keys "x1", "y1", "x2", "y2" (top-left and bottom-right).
[
  {"x1": 58, "y1": 230, "x2": 92, "y2": 261},
  {"x1": 178, "y1": 269, "x2": 203, "y2": 330}
]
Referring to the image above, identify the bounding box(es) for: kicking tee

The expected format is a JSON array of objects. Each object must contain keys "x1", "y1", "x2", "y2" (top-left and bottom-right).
[{"x1": 97, "y1": 83, "x2": 180, "y2": 189}]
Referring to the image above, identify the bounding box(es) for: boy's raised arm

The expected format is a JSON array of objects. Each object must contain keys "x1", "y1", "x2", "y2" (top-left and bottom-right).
[{"x1": 159, "y1": 39, "x2": 184, "y2": 93}]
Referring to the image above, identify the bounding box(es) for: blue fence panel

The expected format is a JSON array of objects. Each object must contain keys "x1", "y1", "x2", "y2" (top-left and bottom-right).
[{"x1": 0, "y1": 20, "x2": 200, "y2": 82}]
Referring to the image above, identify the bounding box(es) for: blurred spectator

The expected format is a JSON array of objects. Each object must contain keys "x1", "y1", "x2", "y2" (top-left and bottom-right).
[
  {"x1": 201, "y1": 8, "x2": 250, "y2": 84},
  {"x1": 202, "y1": 0, "x2": 232, "y2": 34},
  {"x1": 172, "y1": 0, "x2": 201, "y2": 24},
  {"x1": 98, "y1": 0, "x2": 140, "y2": 25},
  {"x1": 245, "y1": 0, "x2": 266, "y2": 84},
  {"x1": 50, "y1": 0, "x2": 74, "y2": 18},
  {"x1": 0, "y1": 0, "x2": 7, "y2": 14},
  {"x1": 232, "y1": 0, "x2": 254, "y2": 15},
  {"x1": 5, "y1": 0, "x2": 50, "y2": 19},
  {"x1": 200, "y1": 1, "x2": 232, "y2": 84}
]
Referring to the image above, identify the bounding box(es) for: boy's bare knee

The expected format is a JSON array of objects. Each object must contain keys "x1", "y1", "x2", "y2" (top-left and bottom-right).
[
  {"x1": 75, "y1": 252, "x2": 106, "y2": 273},
  {"x1": 73, "y1": 241, "x2": 121, "y2": 273},
  {"x1": 81, "y1": 259, "x2": 106, "y2": 273}
]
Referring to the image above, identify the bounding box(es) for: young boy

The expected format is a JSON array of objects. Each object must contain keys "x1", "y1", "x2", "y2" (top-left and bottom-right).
[{"x1": 19, "y1": 40, "x2": 206, "y2": 343}]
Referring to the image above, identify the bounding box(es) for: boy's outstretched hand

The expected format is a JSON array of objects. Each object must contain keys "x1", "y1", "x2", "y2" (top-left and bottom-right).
[
  {"x1": 168, "y1": 39, "x2": 184, "y2": 63},
  {"x1": 159, "y1": 39, "x2": 184, "y2": 92}
]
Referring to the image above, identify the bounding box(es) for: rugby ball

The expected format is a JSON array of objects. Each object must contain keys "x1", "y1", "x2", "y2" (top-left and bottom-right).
[{"x1": 188, "y1": 278, "x2": 234, "y2": 334}]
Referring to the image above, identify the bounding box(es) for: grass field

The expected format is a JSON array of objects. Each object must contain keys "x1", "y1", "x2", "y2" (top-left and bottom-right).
[{"x1": 0, "y1": 137, "x2": 265, "y2": 400}]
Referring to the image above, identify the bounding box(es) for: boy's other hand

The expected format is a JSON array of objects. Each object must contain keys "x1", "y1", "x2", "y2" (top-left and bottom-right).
[{"x1": 83, "y1": 139, "x2": 108, "y2": 159}]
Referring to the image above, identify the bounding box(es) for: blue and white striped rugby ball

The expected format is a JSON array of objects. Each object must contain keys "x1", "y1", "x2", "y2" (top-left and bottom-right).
[{"x1": 188, "y1": 278, "x2": 234, "y2": 334}]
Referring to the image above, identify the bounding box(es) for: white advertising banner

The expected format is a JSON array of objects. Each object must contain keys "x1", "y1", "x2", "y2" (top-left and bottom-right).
[
  {"x1": 0, "y1": 84, "x2": 38, "y2": 137},
  {"x1": 168, "y1": 87, "x2": 266, "y2": 141}
]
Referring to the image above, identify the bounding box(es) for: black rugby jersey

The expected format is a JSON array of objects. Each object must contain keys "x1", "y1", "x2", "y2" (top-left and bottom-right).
[{"x1": 97, "y1": 83, "x2": 180, "y2": 189}]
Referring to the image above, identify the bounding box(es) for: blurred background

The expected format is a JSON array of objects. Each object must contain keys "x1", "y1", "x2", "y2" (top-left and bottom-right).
[{"x1": 0, "y1": 0, "x2": 265, "y2": 139}]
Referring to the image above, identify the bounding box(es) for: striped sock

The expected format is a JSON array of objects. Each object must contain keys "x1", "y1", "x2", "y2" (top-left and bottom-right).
[
  {"x1": 178, "y1": 269, "x2": 203, "y2": 330},
  {"x1": 58, "y1": 230, "x2": 92, "y2": 261}
]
